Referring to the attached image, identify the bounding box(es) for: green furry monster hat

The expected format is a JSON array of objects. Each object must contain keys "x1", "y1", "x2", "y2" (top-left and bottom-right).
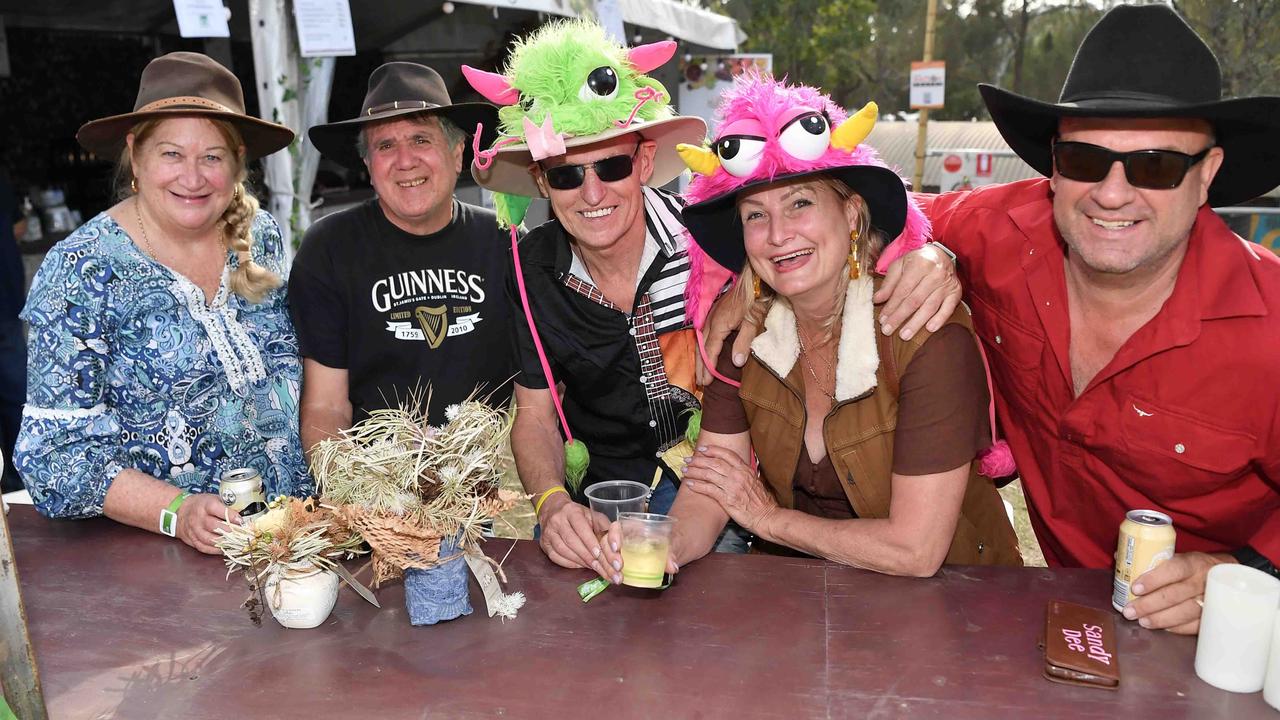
[
  {"x1": 463, "y1": 19, "x2": 706, "y2": 229},
  {"x1": 461, "y1": 19, "x2": 706, "y2": 493}
]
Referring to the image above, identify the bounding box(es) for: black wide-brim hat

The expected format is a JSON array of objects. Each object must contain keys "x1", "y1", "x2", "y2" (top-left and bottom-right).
[
  {"x1": 681, "y1": 165, "x2": 909, "y2": 273},
  {"x1": 309, "y1": 62, "x2": 500, "y2": 171},
  {"x1": 77, "y1": 52, "x2": 295, "y2": 161},
  {"x1": 980, "y1": 4, "x2": 1280, "y2": 207}
]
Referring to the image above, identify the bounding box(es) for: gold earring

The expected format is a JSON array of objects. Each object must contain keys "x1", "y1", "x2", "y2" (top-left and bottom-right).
[
  {"x1": 752, "y1": 273, "x2": 762, "y2": 299},
  {"x1": 848, "y1": 229, "x2": 861, "y2": 280},
  {"x1": 233, "y1": 185, "x2": 241, "y2": 203},
  {"x1": 131, "y1": 177, "x2": 138, "y2": 194}
]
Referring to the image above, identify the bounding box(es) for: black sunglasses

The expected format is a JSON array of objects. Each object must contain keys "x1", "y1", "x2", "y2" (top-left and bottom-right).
[
  {"x1": 542, "y1": 145, "x2": 641, "y2": 190},
  {"x1": 1051, "y1": 141, "x2": 1213, "y2": 190}
]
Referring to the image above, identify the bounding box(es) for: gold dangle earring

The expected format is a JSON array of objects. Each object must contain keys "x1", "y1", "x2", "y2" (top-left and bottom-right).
[
  {"x1": 847, "y1": 228, "x2": 861, "y2": 280},
  {"x1": 752, "y1": 273, "x2": 762, "y2": 299},
  {"x1": 131, "y1": 177, "x2": 138, "y2": 194}
]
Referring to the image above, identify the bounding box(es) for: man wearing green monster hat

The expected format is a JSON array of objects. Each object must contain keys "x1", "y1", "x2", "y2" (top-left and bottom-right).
[{"x1": 464, "y1": 19, "x2": 715, "y2": 576}]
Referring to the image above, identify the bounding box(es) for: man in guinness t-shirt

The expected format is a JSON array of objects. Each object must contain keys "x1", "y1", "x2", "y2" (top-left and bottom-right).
[{"x1": 290, "y1": 62, "x2": 512, "y2": 450}]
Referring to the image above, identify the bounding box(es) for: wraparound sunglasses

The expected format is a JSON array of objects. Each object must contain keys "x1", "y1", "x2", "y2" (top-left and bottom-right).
[
  {"x1": 542, "y1": 145, "x2": 641, "y2": 190},
  {"x1": 1052, "y1": 141, "x2": 1213, "y2": 189}
]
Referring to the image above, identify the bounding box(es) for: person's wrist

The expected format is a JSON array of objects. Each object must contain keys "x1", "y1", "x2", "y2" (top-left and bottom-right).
[
  {"x1": 159, "y1": 491, "x2": 192, "y2": 537},
  {"x1": 535, "y1": 487, "x2": 571, "y2": 525},
  {"x1": 1229, "y1": 546, "x2": 1277, "y2": 577},
  {"x1": 928, "y1": 241, "x2": 957, "y2": 265},
  {"x1": 750, "y1": 504, "x2": 782, "y2": 541}
]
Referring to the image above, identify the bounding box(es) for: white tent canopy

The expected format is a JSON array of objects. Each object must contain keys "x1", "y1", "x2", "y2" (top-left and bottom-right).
[
  {"x1": 250, "y1": 0, "x2": 744, "y2": 259},
  {"x1": 452, "y1": 0, "x2": 745, "y2": 50}
]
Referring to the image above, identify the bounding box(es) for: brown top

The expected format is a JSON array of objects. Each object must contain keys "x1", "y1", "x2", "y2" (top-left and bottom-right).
[{"x1": 702, "y1": 324, "x2": 991, "y2": 519}]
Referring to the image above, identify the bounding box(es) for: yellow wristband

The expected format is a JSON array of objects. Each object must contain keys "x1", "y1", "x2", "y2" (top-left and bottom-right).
[{"x1": 533, "y1": 486, "x2": 569, "y2": 518}]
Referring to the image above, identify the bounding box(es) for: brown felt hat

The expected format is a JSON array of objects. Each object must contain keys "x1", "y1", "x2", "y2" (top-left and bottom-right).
[
  {"x1": 76, "y1": 52, "x2": 295, "y2": 160},
  {"x1": 308, "y1": 62, "x2": 499, "y2": 171}
]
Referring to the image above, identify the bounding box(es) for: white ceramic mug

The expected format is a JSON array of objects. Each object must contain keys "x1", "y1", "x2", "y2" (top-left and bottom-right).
[
  {"x1": 1263, "y1": 609, "x2": 1280, "y2": 710},
  {"x1": 1195, "y1": 564, "x2": 1280, "y2": 693}
]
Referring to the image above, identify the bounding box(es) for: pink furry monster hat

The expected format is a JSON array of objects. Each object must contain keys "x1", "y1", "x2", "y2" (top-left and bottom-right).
[{"x1": 678, "y1": 73, "x2": 930, "y2": 328}]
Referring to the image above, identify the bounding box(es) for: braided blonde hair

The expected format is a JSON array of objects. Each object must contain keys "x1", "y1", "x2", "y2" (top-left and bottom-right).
[{"x1": 118, "y1": 117, "x2": 281, "y2": 304}]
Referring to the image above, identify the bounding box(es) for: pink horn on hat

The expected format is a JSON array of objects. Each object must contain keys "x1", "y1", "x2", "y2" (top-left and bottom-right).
[
  {"x1": 627, "y1": 40, "x2": 676, "y2": 73},
  {"x1": 461, "y1": 65, "x2": 520, "y2": 106}
]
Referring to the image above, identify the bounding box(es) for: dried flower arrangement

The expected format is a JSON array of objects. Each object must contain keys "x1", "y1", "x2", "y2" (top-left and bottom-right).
[
  {"x1": 310, "y1": 392, "x2": 525, "y2": 621},
  {"x1": 215, "y1": 496, "x2": 367, "y2": 625}
]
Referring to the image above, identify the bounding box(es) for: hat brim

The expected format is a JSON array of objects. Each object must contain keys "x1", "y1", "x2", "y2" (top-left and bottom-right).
[
  {"x1": 470, "y1": 116, "x2": 708, "y2": 196},
  {"x1": 681, "y1": 165, "x2": 909, "y2": 274},
  {"x1": 76, "y1": 108, "x2": 295, "y2": 161},
  {"x1": 308, "y1": 103, "x2": 499, "y2": 172},
  {"x1": 979, "y1": 83, "x2": 1280, "y2": 206}
]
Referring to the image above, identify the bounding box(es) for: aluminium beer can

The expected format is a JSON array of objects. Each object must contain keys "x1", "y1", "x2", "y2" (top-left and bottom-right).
[
  {"x1": 1112, "y1": 509, "x2": 1176, "y2": 612},
  {"x1": 218, "y1": 468, "x2": 268, "y2": 521}
]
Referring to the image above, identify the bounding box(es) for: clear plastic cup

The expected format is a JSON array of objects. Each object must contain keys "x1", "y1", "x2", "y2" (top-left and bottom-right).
[
  {"x1": 584, "y1": 480, "x2": 649, "y2": 522},
  {"x1": 618, "y1": 512, "x2": 675, "y2": 588}
]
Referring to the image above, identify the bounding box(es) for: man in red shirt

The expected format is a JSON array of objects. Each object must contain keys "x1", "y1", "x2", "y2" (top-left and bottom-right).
[
  {"x1": 706, "y1": 4, "x2": 1280, "y2": 635},
  {"x1": 925, "y1": 4, "x2": 1280, "y2": 635}
]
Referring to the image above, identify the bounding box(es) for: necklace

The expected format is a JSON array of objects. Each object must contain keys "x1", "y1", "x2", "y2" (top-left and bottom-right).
[
  {"x1": 134, "y1": 199, "x2": 159, "y2": 259},
  {"x1": 796, "y1": 325, "x2": 836, "y2": 402}
]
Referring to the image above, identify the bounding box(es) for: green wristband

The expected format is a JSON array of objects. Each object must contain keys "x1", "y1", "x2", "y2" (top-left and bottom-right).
[{"x1": 159, "y1": 491, "x2": 191, "y2": 537}]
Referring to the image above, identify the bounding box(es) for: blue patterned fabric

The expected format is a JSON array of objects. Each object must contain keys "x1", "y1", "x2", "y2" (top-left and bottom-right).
[
  {"x1": 404, "y1": 532, "x2": 472, "y2": 625},
  {"x1": 15, "y1": 210, "x2": 311, "y2": 519}
]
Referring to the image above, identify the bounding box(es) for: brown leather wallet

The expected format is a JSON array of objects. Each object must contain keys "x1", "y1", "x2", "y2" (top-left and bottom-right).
[{"x1": 1039, "y1": 600, "x2": 1121, "y2": 690}]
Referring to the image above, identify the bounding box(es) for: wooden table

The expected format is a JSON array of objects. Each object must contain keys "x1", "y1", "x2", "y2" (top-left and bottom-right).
[{"x1": 8, "y1": 506, "x2": 1267, "y2": 719}]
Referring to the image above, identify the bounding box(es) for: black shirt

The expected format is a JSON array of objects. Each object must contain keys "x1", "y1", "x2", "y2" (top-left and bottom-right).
[
  {"x1": 510, "y1": 189, "x2": 699, "y2": 494},
  {"x1": 289, "y1": 198, "x2": 515, "y2": 425}
]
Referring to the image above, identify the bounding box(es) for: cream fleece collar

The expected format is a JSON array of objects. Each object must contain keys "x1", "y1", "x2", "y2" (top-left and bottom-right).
[{"x1": 749, "y1": 275, "x2": 879, "y2": 401}]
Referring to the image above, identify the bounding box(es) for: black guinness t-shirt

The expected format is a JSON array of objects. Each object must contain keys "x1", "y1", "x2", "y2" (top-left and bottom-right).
[{"x1": 289, "y1": 198, "x2": 515, "y2": 425}]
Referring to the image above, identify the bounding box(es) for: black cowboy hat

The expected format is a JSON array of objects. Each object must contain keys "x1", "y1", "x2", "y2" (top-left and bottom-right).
[
  {"x1": 309, "y1": 62, "x2": 499, "y2": 171},
  {"x1": 682, "y1": 166, "x2": 909, "y2": 274},
  {"x1": 77, "y1": 52, "x2": 294, "y2": 161},
  {"x1": 979, "y1": 4, "x2": 1280, "y2": 207}
]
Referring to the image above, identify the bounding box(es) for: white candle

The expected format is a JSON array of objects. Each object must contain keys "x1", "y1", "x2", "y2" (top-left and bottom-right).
[{"x1": 1195, "y1": 564, "x2": 1280, "y2": 693}]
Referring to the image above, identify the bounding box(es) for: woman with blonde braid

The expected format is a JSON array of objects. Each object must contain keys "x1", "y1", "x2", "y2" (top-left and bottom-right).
[{"x1": 15, "y1": 53, "x2": 310, "y2": 554}]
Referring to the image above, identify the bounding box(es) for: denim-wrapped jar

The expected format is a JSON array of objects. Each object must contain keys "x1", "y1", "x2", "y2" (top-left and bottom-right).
[{"x1": 404, "y1": 532, "x2": 472, "y2": 625}]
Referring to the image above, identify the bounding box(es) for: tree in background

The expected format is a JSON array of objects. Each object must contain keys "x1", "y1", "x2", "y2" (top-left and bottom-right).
[
  {"x1": 706, "y1": 0, "x2": 1276, "y2": 119},
  {"x1": 1174, "y1": 0, "x2": 1280, "y2": 98},
  {"x1": 1011, "y1": 2, "x2": 1103, "y2": 104},
  {"x1": 932, "y1": 0, "x2": 1012, "y2": 120},
  {"x1": 701, "y1": 0, "x2": 879, "y2": 108}
]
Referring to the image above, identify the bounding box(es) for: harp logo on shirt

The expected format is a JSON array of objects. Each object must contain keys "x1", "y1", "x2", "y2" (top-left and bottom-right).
[{"x1": 416, "y1": 305, "x2": 448, "y2": 349}]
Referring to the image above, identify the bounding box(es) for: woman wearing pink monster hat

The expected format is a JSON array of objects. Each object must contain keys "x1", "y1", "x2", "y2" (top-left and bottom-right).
[{"x1": 603, "y1": 75, "x2": 1020, "y2": 577}]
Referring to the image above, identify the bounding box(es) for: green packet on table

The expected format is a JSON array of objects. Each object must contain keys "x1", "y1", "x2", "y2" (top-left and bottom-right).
[{"x1": 577, "y1": 574, "x2": 676, "y2": 602}]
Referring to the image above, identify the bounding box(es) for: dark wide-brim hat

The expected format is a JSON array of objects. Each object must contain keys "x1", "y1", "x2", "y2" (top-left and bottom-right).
[
  {"x1": 681, "y1": 165, "x2": 909, "y2": 273},
  {"x1": 77, "y1": 52, "x2": 295, "y2": 161},
  {"x1": 309, "y1": 62, "x2": 499, "y2": 171},
  {"x1": 980, "y1": 4, "x2": 1280, "y2": 207}
]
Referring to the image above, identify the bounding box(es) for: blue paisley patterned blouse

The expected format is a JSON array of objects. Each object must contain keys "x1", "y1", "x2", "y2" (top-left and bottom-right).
[{"x1": 16, "y1": 210, "x2": 312, "y2": 519}]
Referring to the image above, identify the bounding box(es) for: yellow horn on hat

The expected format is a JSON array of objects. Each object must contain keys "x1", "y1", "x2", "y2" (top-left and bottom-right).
[
  {"x1": 831, "y1": 102, "x2": 878, "y2": 151},
  {"x1": 677, "y1": 143, "x2": 721, "y2": 176}
]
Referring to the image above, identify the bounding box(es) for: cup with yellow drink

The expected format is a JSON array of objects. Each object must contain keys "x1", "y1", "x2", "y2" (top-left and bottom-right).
[{"x1": 618, "y1": 512, "x2": 676, "y2": 589}]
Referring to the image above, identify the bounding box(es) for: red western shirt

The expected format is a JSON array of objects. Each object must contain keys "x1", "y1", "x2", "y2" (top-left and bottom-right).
[{"x1": 922, "y1": 179, "x2": 1280, "y2": 568}]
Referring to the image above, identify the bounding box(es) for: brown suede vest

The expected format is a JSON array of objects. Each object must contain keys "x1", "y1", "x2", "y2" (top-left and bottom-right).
[{"x1": 739, "y1": 304, "x2": 1022, "y2": 567}]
